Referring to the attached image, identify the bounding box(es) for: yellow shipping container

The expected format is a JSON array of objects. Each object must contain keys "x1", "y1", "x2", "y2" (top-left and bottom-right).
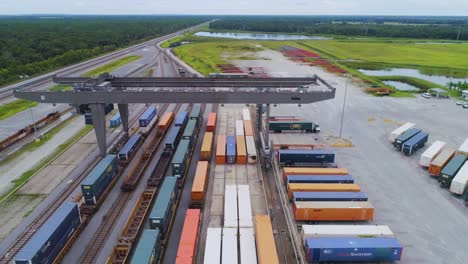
[
  {"x1": 200, "y1": 132, "x2": 213, "y2": 161},
  {"x1": 255, "y1": 215, "x2": 279, "y2": 264},
  {"x1": 287, "y1": 183, "x2": 361, "y2": 199}
]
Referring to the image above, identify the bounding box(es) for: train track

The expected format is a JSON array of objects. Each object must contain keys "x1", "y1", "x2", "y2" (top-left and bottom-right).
[{"x1": 0, "y1": 106, "x2": 147, "y2": 264}]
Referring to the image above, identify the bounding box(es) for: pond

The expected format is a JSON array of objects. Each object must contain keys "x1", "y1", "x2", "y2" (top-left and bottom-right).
[
  {"x1": 383, "y1": 81, "x2": 420, "y2": 92},
  {"x1": 194, "y1": 31, "x2": 330, "y2": 40},
  {"x1": 359, "y1": 68, "x2": 468, "y2": 86}
]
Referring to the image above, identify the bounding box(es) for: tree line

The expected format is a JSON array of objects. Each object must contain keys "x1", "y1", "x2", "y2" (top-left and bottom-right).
[{"x1": 0, "y1": 16, "x2": 208, "y2": 86}]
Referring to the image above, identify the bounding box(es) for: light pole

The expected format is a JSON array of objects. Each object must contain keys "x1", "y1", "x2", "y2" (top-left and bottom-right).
[
  {"x1": 29, "y1": 107, "x2": 38, "y2": 139},
  {"x1": 339, "y1": 74, "x2": 352, "y2": 138}
]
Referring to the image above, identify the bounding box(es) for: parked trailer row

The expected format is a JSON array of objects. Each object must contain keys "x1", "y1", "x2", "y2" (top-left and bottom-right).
[
  {"x1": 278, "y1": 149, "x2": 335, "y2": 166},
  {"x1": 175, "y1": 209, "x2": 201, "y2": 264},
  {"x1": 139, "y1": 106, "x2": 158, "y2": 135}
]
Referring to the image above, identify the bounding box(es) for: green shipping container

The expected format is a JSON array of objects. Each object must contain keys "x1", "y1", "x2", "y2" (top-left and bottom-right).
[
  {"x1": 394, "y1": 128, "x2": 421, "y2": 151},
  {"x1": 130, "y1": 229, "x2": 161, "y2": 264},
  {"x1": 439, "y1": 154, "x2": 467, "y2": 187},
  {"x1": 149, "y1": 176, "x2": 178, "y2": 237},
  {"x1": 182, "y1": 119, "x2": 197, "y2": 149},
  {"x1": 171, "y1": 140, "x2": 190, "y2": 177}
]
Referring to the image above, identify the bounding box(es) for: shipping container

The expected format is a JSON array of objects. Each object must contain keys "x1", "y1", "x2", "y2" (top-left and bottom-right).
[
  {"x1": 236, "y1": 120, "x2": 245, "y2": 136},
  {"x1": 305, "y1": 237, "x2": 402, "y2": 262},
  {"x1": 149, "y1": 176, "x2": 178, "y2": 238},
  {"x1": 224, "y1": 185, "x2": 238, "y2": 228},
  {"x1": 278, "y1": 149, "x2": 335, "y2": 166},
  {"x1": 118, "y1": 134, "x2": 142, "y2": 162},
  {"x1": 238, "y1": 185, "x2": 253, "y2": 227},
  {"x1": 175, "y1": 209, "x2": 201, "y2": 264},
  {"x1": 81, "y1": 155, "x2": 118, "y2": 205},
  {"x1": 394, "y1": 128, "x2": 421, "y2": 150},
  {"x1": 439, "y1": 154, "x2": 467, "y2": 187},
  {"x1": 84, "y1": 112, "x2": 93, "y2": 125},
  {"x1": 15, "y1": 203, "x2": 81, "y2": 264},
  {"x1": 200, "y1": 132, "x2": 214, "y2": 161},
  {"x1": 301, "y1": 225, "x2": 394, "y2": 241},
  {"x1": 171, "y1": 140, "x2": 190, "y2": 178},
  {"x1": 182, "y1": 119, "x2": 197, "y2": 150},
  {"x1": 293, "y1": 191, "x2": 368, "y2": 202},
  {"x1": 269, "y1": 121, "x2": 319, "y2": 133},
  {"x1": 175, "y1": 111, "x2": 189, "y2": 127},
  {"x1": 203, "y1": 228, "x2": 222, "y2": 264},
  {"x1": 288, "y1": 183, "x2": 361, "y2": 199},
  {"x1": 139, "y1": 106, "x2": 157, "y2": 134},
  {"x1": 287, "y1": 175, "x2": 353, "y2": 184},
  {"x1": 293, "y1": 201, "x2": 374, "y2": 221},
  {"x1": 164, "y1": 126, "x2": 182, "y2": 151},
  {"x1": 189, "y1": 104, "x2": 202, "y2": 121},
  {"x1": 402, "y1": 132, "x2": 429, "y2": 156},
  {"x1": 419, "y1": 140, "x2": 446, "y2": 167},
  {"x1": 239, "y1": 228, "x2": 257, "y2": 264},
  {"x1": 243, "y1": 120, "x2": 253, "y2": 136},
  {"x1": 157, "y1": 112, "x2": 175, "y2": 132},
  {"x1": 457, "y1": 138, "x2": 468, "y2": 157},
  {"x1": 83, "y1": 104, "x2": 114, "y2": 125},
  {"x1": 283, "y1": 167, "x2": 349, "y2": 181},
  {"x1": 191, "y1": 161, "x2": 209, "y2": 207},
  {"x1": 389, "y1": 122, "x2": 415, "y2": 143},
  {"x1": 450, "y1": 161, "x2": 468, "y2": 194},
  {"x1": 236, "y1": 135, "x2": 247, "y2": 164},
  {"x1": 110, "y1": 113, "x2": 121, "y2": 128},
  {"x1": 428, "y1": 148, "x2": 456, "y2": 176},
  {"x1": 222, "y1": 228, "x2": 238, "y2": 264},
  {"x1": 207, "y1": 112, "x2": 217, "y2": 132},
  {"x1": 130, "y1": 229, "x2": 161, "y2": 264},
  {"x1": 226, "y1": 136, "x2": 236, "y2": 164},
  {"x1": 216, "y1": 135, "x2": 226, "y2": 164},
  {"x1": 254, "y1": 215, "x2": 279, "y2": 264},
  {"x1": 245, "y1": 136, "x2": 257, "y2": 164},
  {"x1": 242, "y1": 108, "x2": 251, "y2": 121}
]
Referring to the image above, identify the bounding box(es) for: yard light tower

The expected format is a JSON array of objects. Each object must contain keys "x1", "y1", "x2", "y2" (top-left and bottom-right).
[{"x1": 339, "y1": 73, "x2": 352, "y2": 139}]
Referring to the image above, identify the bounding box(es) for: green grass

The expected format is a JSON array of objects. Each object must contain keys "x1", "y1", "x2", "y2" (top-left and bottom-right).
[
  {"x1": 49, "y1": 84, "x2": 73, "y2": 91},
  {"x1": 0, "y1": 99, "x2": 39, "y2": 121},
  {"x1": 161, "y1": 35, "x2": 185, "y2": 48},
  {"x1": 81, "y1": 55, "x2": 141, "y2": 77}
]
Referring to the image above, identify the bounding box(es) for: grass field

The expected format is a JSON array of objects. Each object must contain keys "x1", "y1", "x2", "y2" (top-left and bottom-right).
[
  {"x1": 49, "y1": 84, "x2": 73, "y2": 91},
  {"x1": 81, "y1": 55, "x2": 141, "y2": 77},
  {"x1": 0, "y1": 99, "x2": 39, "y2": 121}
]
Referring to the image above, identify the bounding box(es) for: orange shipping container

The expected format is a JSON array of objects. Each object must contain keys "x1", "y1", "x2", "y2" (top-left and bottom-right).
[
  {"x1": 191, "y1": 161, "x2": 209, "y2": 206},
  {"x1": 293, "y1": 201, "x2": 374, "y2": 221},
  {"x1": 216, "y1": 135, "x2": 226, "y2": 164},
  {"x1": 255, "y1": 215, "x2": 279, "y2": 264},
  {"x1": 287, "y1": 183, "x2": 360, "y2": 199},
  {"x1": 428, "y1": 148, "x2": 455, "y2": 176},
  {"x1": 236, "y1": 135, "x2": 247, "y2": 164},
  {"x1": 175, "y1": 209, "x2": 201, "y2": 264},
  {"x1": 243, "y1": 120, "x2": 253, "y2": 136},
  {"x1": 283, "y1": 167, "x2": 349, "y2": 181},
  {"x1": 207, "y1": 112, "x2": 217, "y2": 132},
  {"x1": 157, "y1": 112, "x2": 175, "y2": 131},
  {"x1": 200, "y1": 132, "x2": 214, "y2": 161}
]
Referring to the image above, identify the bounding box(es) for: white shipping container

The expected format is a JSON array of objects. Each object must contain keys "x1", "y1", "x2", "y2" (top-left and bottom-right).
[
  {"x1": 236, "y1": 120, "x2": 245, "y2": 136},
  {"x1": 419, "y1": 140, "x2": 446, "y2": 167},
  {"x1": 239, "y1": 228, "x2": 257, "y2": 264},
  {"x1": 245, "y1": 136, "x2": 257, "y2": 164},
  {"x1": 243, "y1": 108, "x2": 251, "y2": 121},
  {"x1": 457, "y1": 138, "x2": 468, "y2": 157},
  {"x1": 449, "y1": 162, "x2": 468, "y2": 194},
  {"x1": 224, "y1": 185, "x2": 238, "y2": 228},
  {"x1": 301, "y1": 225, "x2": 394, "y2": 243},
  {"x1": 237, "y1": 185, "x2": 253, "y2": 227},
  {"x1": 204, "y1": 228, "x2": 222, "y2": 264},
  {"x1": 222, "y1": 228, "x2": 238, "y2": 264},
  {"x1": 295, "y1": 201, "x2": 373, "y2": 209},
  {"x1": 389, "y1": 122, "x2": 415, "y2": 143}
]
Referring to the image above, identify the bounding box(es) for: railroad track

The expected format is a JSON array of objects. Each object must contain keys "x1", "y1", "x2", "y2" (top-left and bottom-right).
[{"x1": 0, "y1": 105, "x2": 147, "y2": 264}]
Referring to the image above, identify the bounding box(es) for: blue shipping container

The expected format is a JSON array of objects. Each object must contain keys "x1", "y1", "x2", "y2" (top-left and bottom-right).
[
  {"x1": 15, "y1": 202, "x2": 81, "y2": 264},
  {"x1": 394, "y1": 128, "x2": 421, "y2": 150},
  {"x1": 149, "y1": 176, "x2": 178, "y2": 238},
  {"x1": 402, "y1": 132, "x2": 429, "y2": 156},
  {"x1": 293, "y1": 191, "x2": 368, "y2": 202},
  {"x1": 130, "y1": 229, "x2": 161, "y2": 264},
  {"x1": 305, "y1": 237, "x2": 402, "y2": 262},
  {"x1": 81, "y1": 155, "x2": 119, "y2": 205},
  {"x1": 139, "y1": 106, "x2": 157, "y2": 127},
  {"x1": 287, "y1": 175, "x2": 354, "y2": 184},
  {"x1": 279, "y1": 149, "x2": 335, "y2": 165},
  {"x1": 164, "y1": 126, "x2": 182, "y2": 150},
  {"x1": 118, "y1": 134, "x2": 142, "y2": 161},
  {"x1": 175, "y1": 111, "x2": 189, "y2": 127},
  {"x1": 190, "y1": 104, "x2": 202, "y2": 120},
  {"x1": 226, "y1": 136, "x2": 236, "y2": 164},
  {"x1": 110, "y1": 113, "x2": 121, "y2": 128}
]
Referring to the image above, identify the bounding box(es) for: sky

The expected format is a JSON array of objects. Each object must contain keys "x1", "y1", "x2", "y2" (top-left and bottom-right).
[{"x1": 0, "y1": 0, "x2": 467, "y2": 16}]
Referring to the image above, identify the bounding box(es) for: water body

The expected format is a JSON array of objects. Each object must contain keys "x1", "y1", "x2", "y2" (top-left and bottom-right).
[
  {"x1": 383, "y1": 81, "x2": 420, "y2": 91},
  {"x1": 359, "y1": 68, "x2": 468, "y2": 86},
  {"x1": 195, "y1": 31, "x2": 329, "y2": 40}
]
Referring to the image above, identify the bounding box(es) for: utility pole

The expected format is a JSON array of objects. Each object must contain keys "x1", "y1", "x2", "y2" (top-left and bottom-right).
[{"x1": 339, "y1": 74, "x2": 352, "y2": 139}]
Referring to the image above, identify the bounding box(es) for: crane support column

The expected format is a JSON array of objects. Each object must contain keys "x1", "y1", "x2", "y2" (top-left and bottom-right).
[
  {"x1": 89, "y1": 103, "x2": 107, "y2": 157},
  {"x1": 256, "y1": 104, "x2": 262, "y2": 132},
  {"x1": 265, "y1": 104, "x2": 270, "y2": 150},
  {"x1": 118, "y1": 103, "x2": 129, "y2": 134}
]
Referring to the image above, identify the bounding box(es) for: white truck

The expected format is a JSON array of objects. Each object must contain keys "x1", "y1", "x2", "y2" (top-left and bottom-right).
[
  {"x1": 419, "y1": 140, "x2": 446, "y2": 167},
  {"x1": 450, "y1": 161, "x2": 468, "y2": 195},
  {"x1": 457, "y1": 138, "x2": 468, "y2": 157},
  {"x1": 389, "y1": 122, "x2": 415, "y2": 143}
]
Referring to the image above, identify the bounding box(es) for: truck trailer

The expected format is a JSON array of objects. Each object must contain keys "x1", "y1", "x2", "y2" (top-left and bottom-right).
[
  {"x1": 389, "y1": 122, "x2": 415, "y2": 143},
  {"x1": 269, "y1": 121, "x2": 320, "y2": 133},
  {"x1": 419, "y1": 140, "x2": 446, "y2": 167},
  {"x1": 439, "y1": 154, "x2": 466, "y2": 187},
  {"x1": 402, "y1": 132, "x2": 429, "y2": 156},
  {"x1": 278, "y1": 149, "x2": 335, "y2": 166},
  {"x1": 449, "y1": 161, "x2": 468, "y2": 195},
  {"x1": 394, "y1": 128, "x2": 421, "y2": 151}
]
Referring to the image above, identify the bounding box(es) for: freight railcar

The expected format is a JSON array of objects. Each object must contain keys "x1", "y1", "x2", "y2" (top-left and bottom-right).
[
  {"x1": 149, "y1": 176, "x2": 178, "y2": 239},
  {"x1": 110, "y1": 113, "x2": 122, "y2": 128},
  {"x1": 171, "y1": 139, "x2": 190, "y2": 178},
  {"x1": 175, "y1": 111, "x2": 189, "y2": 128},
  {"x1": 278, "y1": 149, "x2": 335, "y2": 166},
  {"x1": 157, "y1": 112, "x2": 175, "y2": 132},
  {"x1": 15, "y1": 202, "x2": 81, "y2": 264},
  {"x1": 118, "y1": 134, "x2": 142, "y2": 163},
  {"x1": 81, "y1": 155, "x2": 119, "y2": 206},
  {"x1": 139, "y1": 106, "x2": 158, "y2": 134},
  {"x1": 164, "y1": 126, "x2": 182, "y2": 151},
  {"x1": 189, "y1": 104, "x2": 202, "y2": 121},
  {"x1": 269, "y1": 121, "x2": 320, "y2": 133},
  {"x1": 130, "y1": 229, "x2": 161, "y2": 264},
  {"x1": 182, "y1": 119, "x2": 198, "y2": 150}
]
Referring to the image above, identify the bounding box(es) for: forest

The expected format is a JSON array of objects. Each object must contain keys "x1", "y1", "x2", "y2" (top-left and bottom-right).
[
  {"x1": 209, "y1": 16, "x2": 468, "y2": 40},
  {"x1": 0, "y1": 16, "x2": 208, "y2": 86}
]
